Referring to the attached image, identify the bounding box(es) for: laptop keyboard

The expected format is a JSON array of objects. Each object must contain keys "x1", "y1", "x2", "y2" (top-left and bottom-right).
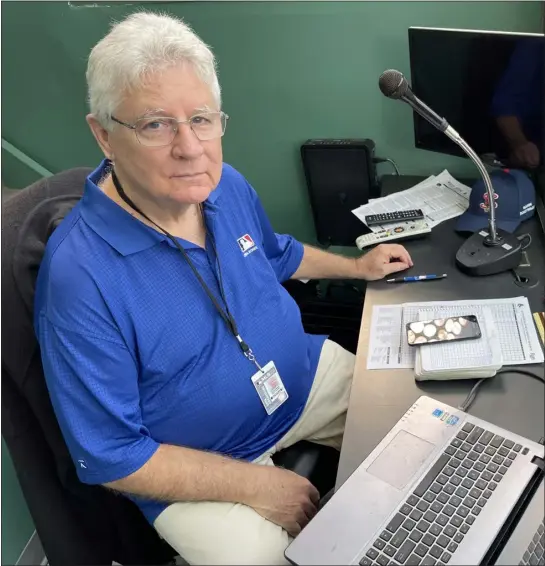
[
  {"x1": 520, "y1": 521, "x2": 544, "y2": 566},
  {"x1": 359, "y1": 423, "x2": 528, "y2": 566}
]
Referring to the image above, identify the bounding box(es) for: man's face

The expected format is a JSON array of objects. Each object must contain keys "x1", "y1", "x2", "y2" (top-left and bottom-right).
[{"x1": 93, "y1": 63, "x2": 223, "y2": 206}]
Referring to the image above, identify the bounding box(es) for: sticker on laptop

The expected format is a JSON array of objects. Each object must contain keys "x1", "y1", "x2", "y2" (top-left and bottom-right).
[{"x1": 432, "y1": 408, "x2": 459, "y2": 426}]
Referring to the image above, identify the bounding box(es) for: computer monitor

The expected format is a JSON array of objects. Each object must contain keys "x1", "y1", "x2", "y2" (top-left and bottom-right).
[{"x1": 408, "y1": 27, "x2": 544, "y2": 178}]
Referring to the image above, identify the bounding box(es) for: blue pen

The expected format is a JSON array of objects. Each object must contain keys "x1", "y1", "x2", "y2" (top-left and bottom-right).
[{"x1": 386, "y1": 273, "x2": 448, "y2": 283}]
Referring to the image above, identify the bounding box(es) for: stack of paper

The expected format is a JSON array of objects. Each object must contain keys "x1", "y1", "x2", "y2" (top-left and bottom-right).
[
  {"x1": 366, "y1": 297, "x2": 544, "y2": 371},
  {"x1": 352, "y1": 170, "x2": 471, "y2": 232},
  {"x1": 414, "y1": 308, "x2": 503, "y2": 381}
]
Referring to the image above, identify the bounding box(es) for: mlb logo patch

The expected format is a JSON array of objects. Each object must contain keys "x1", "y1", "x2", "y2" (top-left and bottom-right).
[{"x1": 237, "y1": 234, "x2": 257, "y2": 256}]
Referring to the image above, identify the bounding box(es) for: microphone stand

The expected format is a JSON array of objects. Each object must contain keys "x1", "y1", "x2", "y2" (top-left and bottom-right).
[
  {"x1": 444, "y1": 126, "x2": 522, "y2": 275},
  {"x1": 384, "y1": 70, "x2": 523, "y2": 276},
  {"x1": 444, "y1": 126, "x2": 499, "y2": 244}
]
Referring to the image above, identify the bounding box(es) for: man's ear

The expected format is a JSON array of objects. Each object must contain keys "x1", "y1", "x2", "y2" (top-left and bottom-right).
[{"x1": 86, "y1": 114, "x2": 114, "y2": 160}]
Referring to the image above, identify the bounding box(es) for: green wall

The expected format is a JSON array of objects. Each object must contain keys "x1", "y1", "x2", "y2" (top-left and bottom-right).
[
  {"x1": 1, "y1": 2, "x2": 541, "y2": 562},
  {"x1": 1, "y1": 148, "x2": 45, "y2": 190},
  {"x1": 2, "y1": 1, "x2": 541, "y2": 241}
]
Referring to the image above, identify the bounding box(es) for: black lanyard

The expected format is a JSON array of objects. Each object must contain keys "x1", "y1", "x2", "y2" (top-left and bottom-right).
[{"x1": 110, "y1": 168, "x2": 261, "y2": 370}]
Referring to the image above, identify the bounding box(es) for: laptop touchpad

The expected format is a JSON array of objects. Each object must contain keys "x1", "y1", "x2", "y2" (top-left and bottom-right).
[{"x1": 367, "y1": 430, "x2": 435, "y2": 490}]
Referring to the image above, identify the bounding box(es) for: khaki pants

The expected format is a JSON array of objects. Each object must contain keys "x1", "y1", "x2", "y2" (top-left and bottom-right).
[{"x1": 154, "y1": 339, "x2": 355, "y2": 565}]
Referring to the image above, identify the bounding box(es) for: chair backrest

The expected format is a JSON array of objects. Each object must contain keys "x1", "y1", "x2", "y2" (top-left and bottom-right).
[{"x1": 1, "y1": 168, "x2": 175, "y2": 565}]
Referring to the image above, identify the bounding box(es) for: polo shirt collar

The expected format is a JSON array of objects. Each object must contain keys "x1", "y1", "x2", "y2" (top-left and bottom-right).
[{"x1": 80, "y1": 159, "x2": 223, "y2": 256}]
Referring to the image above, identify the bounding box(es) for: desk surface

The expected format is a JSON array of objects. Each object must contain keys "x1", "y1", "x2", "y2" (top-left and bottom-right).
[{"x1": 336, "y1": 175, "x2": 545, "y2": 489}]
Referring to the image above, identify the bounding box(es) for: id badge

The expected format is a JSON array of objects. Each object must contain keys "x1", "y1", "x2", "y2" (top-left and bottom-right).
[{"x1": 251, "y1": 361, "x2": 288, "y2": 415}]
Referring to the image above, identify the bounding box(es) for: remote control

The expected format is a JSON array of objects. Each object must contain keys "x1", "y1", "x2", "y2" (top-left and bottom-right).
[
  {"x1": 355, "y1": 220, "x2": 431, "y2": 249},
  {"x1": 365, "y1": 209, "x2": 425, "y2": 226}
]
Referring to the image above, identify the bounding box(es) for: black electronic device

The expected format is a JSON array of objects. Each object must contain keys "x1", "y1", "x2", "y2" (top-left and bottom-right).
[
  {"x1": 406, "y1": 315, "x2": 481, "y2": 346},
  {"x1": 365, "y1": 209, "x2": 424, "y2": 226},
  {"x1": 408, "y1": 27, "x2": 544, "y2": 171},
  {"x1": 379, "y1": 69, "x2": 523, "y2": 276},
  {"x1": 301, "y1": 139, "x2": 379, "y2": 246}
]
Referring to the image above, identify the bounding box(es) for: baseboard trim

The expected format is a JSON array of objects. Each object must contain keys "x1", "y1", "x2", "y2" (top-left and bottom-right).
[{"x1": 16, "y1": 531, "x2": 46, "y2": 566}]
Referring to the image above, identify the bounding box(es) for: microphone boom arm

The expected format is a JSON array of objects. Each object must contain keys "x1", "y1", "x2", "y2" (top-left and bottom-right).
[{"x1": 443, "y1": 126, "x2": 499, "y2": 244}]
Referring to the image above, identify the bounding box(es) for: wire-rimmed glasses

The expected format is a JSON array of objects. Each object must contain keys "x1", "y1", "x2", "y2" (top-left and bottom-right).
[{"x1": 110, "y1": 111, "x2": 229, "y2": 147}]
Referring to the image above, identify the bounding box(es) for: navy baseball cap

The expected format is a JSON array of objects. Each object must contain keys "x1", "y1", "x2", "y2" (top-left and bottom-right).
[{"x1": 456, "y1": 169, "x2": 536, "y2": 233}]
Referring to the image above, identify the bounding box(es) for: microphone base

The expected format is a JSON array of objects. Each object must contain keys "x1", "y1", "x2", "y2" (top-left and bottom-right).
[{"x1": 456, "y1": 228, "x2": 522, "y2": 276}]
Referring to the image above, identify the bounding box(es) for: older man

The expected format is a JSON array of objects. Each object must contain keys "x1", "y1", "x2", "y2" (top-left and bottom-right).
[{"x1": 35, "y1": 11, "x2": 413, "y2": 565}]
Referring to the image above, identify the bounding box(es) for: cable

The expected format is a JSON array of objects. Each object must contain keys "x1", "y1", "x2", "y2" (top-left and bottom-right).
[
  {"x1": 373, "y1": 157, "x2": 400, "y2": 176},
  {"x1": 496, "y1": 368, "x2": 544, "y2": 382},
  {"x1": 384, "y1": 158, "x2": 400, "y2": 176},
  {"x1": 517, "y1": 233, "x2": 532, "y2": 251},
  {"x1": 458, "y1": 368, "x2": 544, "y2": 413},
  {"x1": 458, "y1": 379, "x2": 486, "y2": 412}
]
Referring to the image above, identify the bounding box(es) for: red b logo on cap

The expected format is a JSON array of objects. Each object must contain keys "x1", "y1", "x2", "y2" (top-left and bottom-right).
[{"x1": 479, "y1": 192, "x2": 498, "y2": 213}]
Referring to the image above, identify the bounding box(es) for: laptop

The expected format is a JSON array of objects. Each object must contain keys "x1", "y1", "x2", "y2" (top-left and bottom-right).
[{"x1": 285, "y1": 396, "x2": 544, "y2": 566}]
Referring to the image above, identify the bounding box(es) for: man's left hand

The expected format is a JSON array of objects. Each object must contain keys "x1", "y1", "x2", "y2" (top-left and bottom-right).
[{"x1": 356, "y1": 243, "x2": 413, "y2": 281}]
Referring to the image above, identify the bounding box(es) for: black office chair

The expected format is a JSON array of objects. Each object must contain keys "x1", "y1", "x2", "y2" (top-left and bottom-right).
[{"x1": 1, "y1": 168, "x2": 339, "y2": 566}]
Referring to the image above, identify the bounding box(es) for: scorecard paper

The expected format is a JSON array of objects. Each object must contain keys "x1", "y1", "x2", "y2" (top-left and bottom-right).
[{"x1": 367, "y1": 297, "x2": 544, "y2": 370}]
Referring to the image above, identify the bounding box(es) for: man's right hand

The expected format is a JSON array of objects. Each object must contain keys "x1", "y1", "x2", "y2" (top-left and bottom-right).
[
  {"x1": 248, "y1": 465, "x2": 321, "y2": 536},
  {"x1": 510, "y1": 141, "x2": 540, "y2": 168}
]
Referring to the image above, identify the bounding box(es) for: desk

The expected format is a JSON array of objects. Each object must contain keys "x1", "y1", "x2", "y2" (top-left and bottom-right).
[{"x1": 336, "y1": 175, "x2": 545, "y2": 489}]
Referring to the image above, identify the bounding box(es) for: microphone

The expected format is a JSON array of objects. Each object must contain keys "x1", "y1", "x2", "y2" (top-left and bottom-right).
[
  {"x1": 379, "y1": 69, "x2": 448, "y2": 132},
  {"x1": 378, "y1": 69, "x2": 523, "y2": 276}
]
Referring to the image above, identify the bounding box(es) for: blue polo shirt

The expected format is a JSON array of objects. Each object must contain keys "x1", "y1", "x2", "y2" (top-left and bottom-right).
[
  {"x1": 34, "y1": 160, "x2": 326, "y2": 523},
  {"x1": 491, "y1": 39, "x2": 543, "y2": 149}
]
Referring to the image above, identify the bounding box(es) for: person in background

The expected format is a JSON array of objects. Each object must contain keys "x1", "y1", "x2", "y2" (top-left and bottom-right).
[
  {"x1": 34, "y1": 12, "x2": 413, "y2": 565},
  {"x1": 491, "y1": 38, "x2": 544, "y2": 169}
]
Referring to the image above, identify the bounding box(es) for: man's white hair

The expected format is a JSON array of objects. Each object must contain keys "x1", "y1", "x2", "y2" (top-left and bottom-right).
[{"x1": 86, "y1": 11, "x2": 221, "y2": 129}]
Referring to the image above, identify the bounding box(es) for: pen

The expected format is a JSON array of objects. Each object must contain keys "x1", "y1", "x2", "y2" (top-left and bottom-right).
[{"x1": 386, "y1": 274, "x2": 448, "y2": 283}]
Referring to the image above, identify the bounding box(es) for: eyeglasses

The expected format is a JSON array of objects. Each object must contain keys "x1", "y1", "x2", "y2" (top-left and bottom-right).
[{"x1": 110, "y1": 111, "x2": 229, "y2": 147}]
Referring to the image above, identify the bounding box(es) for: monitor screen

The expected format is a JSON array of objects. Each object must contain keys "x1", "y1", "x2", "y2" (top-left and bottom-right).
[{"x1": 408, "y1": 27, "x2": 544, "y2": 173}]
